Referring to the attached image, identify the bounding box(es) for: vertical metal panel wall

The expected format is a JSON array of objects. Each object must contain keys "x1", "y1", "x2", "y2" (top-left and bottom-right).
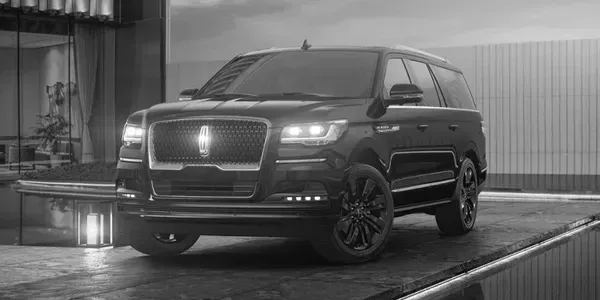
[{"x1": 427, "y1": 39, "x2": 600, "y2": 192}]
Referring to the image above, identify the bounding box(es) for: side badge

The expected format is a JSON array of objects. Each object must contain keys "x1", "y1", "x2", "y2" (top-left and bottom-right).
[{"x1": 373, "y1": 124, "x2": 400, "y2": 133}]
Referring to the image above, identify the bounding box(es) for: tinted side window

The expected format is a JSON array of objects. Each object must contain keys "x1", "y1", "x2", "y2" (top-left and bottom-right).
[
  {"x1": 431, "y1": 66, "x2": 477, "y2": 109},
  {"x1": 406, "y1": 60, "x2": 441, "y2": 107},
  {"x1": 383, "y1": 59, "x2": 411, "y2": 99}
]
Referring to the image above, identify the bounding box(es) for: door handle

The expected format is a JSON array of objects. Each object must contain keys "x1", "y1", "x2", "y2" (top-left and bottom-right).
[
  {"x1": 417, "y1": 124, "x2": 429, "y2": 131},
  {"x1": 448, "y1": 124, "x2": 459, "y2": 131}
]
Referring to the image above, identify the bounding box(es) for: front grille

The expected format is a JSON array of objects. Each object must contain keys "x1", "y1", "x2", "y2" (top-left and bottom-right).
[
  {"x1": 152, "y1": 180, "x2": 256, "y2": 198},
  {"x1": 149, "y1": 118, "x2": 269, "y2": 170}
]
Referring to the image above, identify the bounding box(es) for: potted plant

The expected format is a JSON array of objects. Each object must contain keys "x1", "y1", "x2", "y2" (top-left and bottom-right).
[
  {"x1": 47, "y1": 198, "x2": 73, "y2": 229},
  {"x1": 33, "y1": 113, "x2": 71, "y2": 168}
]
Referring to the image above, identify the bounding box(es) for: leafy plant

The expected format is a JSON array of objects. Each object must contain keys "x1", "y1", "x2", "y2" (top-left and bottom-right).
[
  {"x1": 33, "y1": 113, "x2": 71, "y2": 155},
  {"x1": 49, "y1": 198, "x2": 71, "y2": 212},
  {"x1": 23, "y1": 162, "x2": 118, "y2": 181}
]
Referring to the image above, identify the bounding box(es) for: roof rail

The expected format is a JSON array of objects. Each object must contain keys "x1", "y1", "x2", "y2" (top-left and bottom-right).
[{"x1": 393, "y1": 45, "x2": 448, "y2": 63}]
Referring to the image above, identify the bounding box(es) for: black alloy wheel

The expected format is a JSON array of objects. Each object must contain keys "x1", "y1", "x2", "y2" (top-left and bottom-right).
[
  {"x1": 435, "y1": 158, "x2": 479, "y2": 235},
  {"x1": 460, "y1": 166, "x2": 477, "y2": 227},
  {"x1": 310, "y1": 164, "x2": 394, "y2": 264},
  {"x1": 336, "y1": 176, "x2": 389, "y2": 251}
]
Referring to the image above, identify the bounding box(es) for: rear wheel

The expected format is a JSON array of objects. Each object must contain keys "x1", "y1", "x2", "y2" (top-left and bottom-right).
[
  {"x1": 435, "y1": 158, "x2": 479, "y2": 235},
  {"x1": 127, "y1": 218, "x2": 200, "y2": 256},
  {"x1": 310, "y1": 164, "x2": 394, "y2": 264}
]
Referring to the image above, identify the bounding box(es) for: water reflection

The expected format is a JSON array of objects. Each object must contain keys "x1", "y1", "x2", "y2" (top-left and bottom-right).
[
  {"x1": 0, "y1": 187, "x2": 76, "y2": 246},
  {"x1": 0, "y1": 184, "x2": 21, "y2": 245},
  {"x1": 431, "y1": 225, "x2": 599, "y2": 300},
  {"x1": 439, "y1": 283, "x2": 484, "y2": 300},
  {"x1": 21, "y1": 194, "x2": 74, "y2": 246}
]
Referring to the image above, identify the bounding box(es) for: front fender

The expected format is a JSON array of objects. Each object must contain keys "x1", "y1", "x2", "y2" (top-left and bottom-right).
[{"x1": 346, "y1": 137, "x2": 391, "y2": 179}]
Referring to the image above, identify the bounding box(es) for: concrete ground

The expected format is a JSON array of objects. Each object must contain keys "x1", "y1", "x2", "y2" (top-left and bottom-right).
[{"x1": 0, "y1": 200, "x2": 599, "y2": 300}]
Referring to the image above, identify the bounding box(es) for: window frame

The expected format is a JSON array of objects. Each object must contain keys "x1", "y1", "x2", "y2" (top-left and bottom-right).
[
  {"x1": 430, "y1": 65, "x2": 477, "y2": 110},
  {"x1": 380, "y1": 55, "x2": 413, "y2": 101},
  {"x1": 404, "y1": 58, "x2": 445, "y2": 108}
]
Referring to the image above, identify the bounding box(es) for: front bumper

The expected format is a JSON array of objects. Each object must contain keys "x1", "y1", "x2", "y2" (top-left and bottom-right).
[{"x1": 115, "y1": 157, "x2": 347, "y2": 227}]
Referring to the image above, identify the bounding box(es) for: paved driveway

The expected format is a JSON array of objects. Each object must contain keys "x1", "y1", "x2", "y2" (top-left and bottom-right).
[{"x1": 0, "y1": 200, "x2": 598, "y2": 300}]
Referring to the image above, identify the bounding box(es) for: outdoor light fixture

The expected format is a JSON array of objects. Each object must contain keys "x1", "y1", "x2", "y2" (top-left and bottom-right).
[
  {"x1": 3, "y1": 0, "x2": 114, "y2": 20},
  {"x1": 86, "y1": 213, "x2": 103, "y2": 245},
  {"x1": 21, "y1": 0, "x2": 38, "y2": 10},
  {"x1": 48, "y1": 0, "x2": 65, "y2": 13},
  {"x1": 76, "y1": 201, "x2": 113, "y2": 248}
]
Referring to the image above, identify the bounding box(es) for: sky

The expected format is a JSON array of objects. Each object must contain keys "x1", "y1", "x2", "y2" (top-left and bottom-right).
[{"x1": 168, "y1": 0, "x2": 600, "y2": 63}]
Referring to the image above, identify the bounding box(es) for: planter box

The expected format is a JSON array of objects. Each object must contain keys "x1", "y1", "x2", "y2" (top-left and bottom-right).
[{"x1": 12, "y1": 180, "x2": 129, "y2": 248}]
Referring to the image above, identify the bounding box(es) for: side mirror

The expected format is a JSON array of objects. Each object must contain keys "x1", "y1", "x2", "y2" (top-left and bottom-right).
[
  {"x1": 178, "y1": 88, "x2": 199, "y2": 101},
  {"x1": 387, "y1": 83, "x2": 423, "y2": 105}
]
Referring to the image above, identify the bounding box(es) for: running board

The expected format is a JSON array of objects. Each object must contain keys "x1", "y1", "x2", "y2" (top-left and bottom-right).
[{"x1": 394, "y1": 199, "x2": 451, "y2": 213}]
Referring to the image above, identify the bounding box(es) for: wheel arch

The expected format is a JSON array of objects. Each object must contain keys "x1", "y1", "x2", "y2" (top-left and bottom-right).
[
  {"x1": 347, "y1": 138, "x2": 390, "y2": 182},
  {"x1": 460, "y1": 140, "x2": 482, "y2": 173}
]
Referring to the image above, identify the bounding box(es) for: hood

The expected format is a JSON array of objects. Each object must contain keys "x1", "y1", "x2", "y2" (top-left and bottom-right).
[{"x1": 142, "y1": 96, "x2": 369, "y2": 128}]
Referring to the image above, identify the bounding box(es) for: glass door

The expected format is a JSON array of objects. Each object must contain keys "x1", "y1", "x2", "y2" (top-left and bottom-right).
[
  {"x1": 0, "y1": 15, "x2": 20, "y2": 245},
  {"x1": 18, "y1": 16, "x2": 76, "y2": 246}
]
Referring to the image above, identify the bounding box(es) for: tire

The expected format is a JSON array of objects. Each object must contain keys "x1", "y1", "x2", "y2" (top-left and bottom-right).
[
  {"x1": 127, "y1": 218, "x2": 200, "y2": 256},
  {"x1": 310, "y1": 164, "x2": 394, "y2": 264},
  {"x1": 435, "y1": 157, "x2": 479, "y2": 235}
]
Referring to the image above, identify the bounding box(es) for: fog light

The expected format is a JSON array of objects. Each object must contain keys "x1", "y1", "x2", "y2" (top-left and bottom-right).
[
  {"x1": 116, "y1": 179, "x2": 126, "y2": 189},
  {"x1": 118, "y1": 192, "x2": 141, "y2": 199},
  {"x1": 283, "y1": 195, "x2": 327, "y2": 202}
]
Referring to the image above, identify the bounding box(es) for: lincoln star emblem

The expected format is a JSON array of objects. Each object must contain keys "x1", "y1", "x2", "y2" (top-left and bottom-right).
[{"x1": 198, "y1": 125, "x2": 210, "y2": 157}]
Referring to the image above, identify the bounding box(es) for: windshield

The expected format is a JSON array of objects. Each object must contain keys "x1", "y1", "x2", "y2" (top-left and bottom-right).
[{"x1": 198, "y1": 51, "x2": 379, "y2": 99}]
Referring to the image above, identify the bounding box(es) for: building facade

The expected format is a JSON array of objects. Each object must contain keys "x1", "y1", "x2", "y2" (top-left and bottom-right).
[
  {"x1": 0, "y1": 0, "x2": 166, "y2": 175},
  {"x1": 0, "y1": 0, "x2": 166, "y2": 246}
]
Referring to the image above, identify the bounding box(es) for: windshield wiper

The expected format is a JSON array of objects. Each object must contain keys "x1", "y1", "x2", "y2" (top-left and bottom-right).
[
  {"x1": 203, "y1": 92, "x2": 258, "y2": 98},
  {"x1": 259, "y1": 92, "x2": 333, "y2": 97}
]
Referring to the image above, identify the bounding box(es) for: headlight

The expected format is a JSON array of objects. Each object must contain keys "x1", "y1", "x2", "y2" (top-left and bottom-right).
[
  {"x1": 122, "y1": 124, "x2": 144, "y2": 146},
  {"x1": 280, "y1": 120, "x2": 348, "y2": 146}
]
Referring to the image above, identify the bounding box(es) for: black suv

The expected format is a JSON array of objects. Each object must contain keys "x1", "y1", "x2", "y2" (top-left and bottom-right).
[{"x1": 116, "y1": 44, "x2": 487, "y2": 264}]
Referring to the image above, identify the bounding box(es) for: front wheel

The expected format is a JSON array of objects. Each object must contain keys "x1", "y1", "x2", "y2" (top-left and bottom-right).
[
  {"x1": 435, "y1": 158, "x2": 479, "y2": 235},
  {"x1": 310, "y1": 164, "x2": 394, "y2": 264},
  {"x1": 126, "y1": 218, "x2": 200, "y2": 256}
]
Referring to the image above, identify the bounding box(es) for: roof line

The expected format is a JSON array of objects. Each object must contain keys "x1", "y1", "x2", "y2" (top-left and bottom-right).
[{"x1": 393, "y1": 45, "x2": 448, "y2": 63}]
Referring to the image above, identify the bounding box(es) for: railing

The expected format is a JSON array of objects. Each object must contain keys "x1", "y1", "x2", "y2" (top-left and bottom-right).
[{"x1": 12, "y1": 180, "x2": 116, "y2": 200}]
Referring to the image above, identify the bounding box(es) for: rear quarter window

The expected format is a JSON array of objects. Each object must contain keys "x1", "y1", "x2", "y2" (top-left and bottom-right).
[{"x1": 431, "y1": 66, "x2": 476, "y2": 110}]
